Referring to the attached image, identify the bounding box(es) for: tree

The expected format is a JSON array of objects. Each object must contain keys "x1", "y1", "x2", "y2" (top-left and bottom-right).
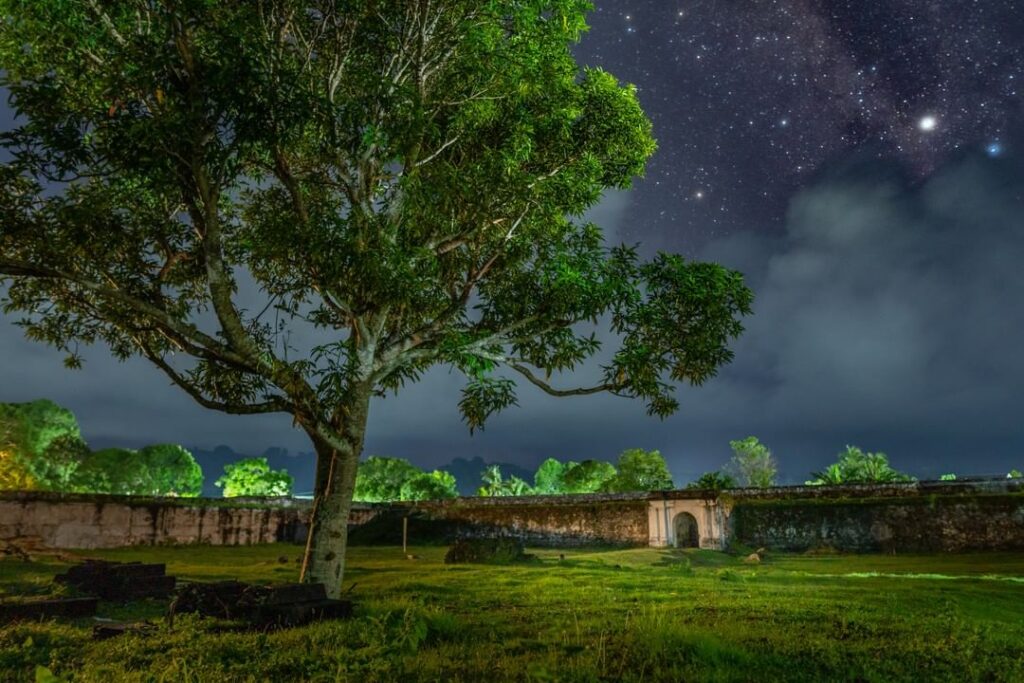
[
  {"x1": 215, "y1": 457, "x2": 293, "y2": 497},
  {"x1": 399, "y1": 470, "x2": 459, "y2": 501},
  {"x1": 533, "y1": 457, "x2": 570, "y2": 494},
  {"x1": 1009, "y1": 470, "x2": 1022, "y2": 479},
  {"x1": 0, "y1": 400, "x2": 89, "y2": 491},
  {"x1": 0, "y1": 1, "x2": 752, "y2": 596},
  {"x1": 74, "y1": 444, "x2": 203, "y2": 496},
  {"x1": 806, "y1": 446, "x2": 914, "y2": 485},
  {"x1": 477, "y1": 464, "x2": 533, "y2": 497},
  {"x1": 353, "y1": 455, "x2": 422, "y2": 502},
  {"x1": 562, "y1": 459, "x2": 617, "y2": 493},
  {"x1": 727, "y1": 436, "x2": 777, "y2": 488},
  {"x1": 686, "y1": 471, "x2": 737, "y2": 491},
  {"x1": 603, "y1": 448, "x2": 674, "y2": 492}
]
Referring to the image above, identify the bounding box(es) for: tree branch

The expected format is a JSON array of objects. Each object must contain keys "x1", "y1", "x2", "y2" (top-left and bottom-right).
[
  {"x1": 0, "y1": 257, "x2": 252, "y2": 368},
  {"x1": 508, "y1": 363, "x2": 617, "y2": 397},
  {"x1": 140, "y1": 345, "x2": 293, "y2": 416}
]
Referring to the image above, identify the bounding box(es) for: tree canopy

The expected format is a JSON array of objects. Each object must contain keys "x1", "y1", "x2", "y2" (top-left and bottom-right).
[
  {"x1": 0, "y1": 0, "x2": 752, "y2": 595},
  {"x1": 562, "y1": 459, "x2": 617, "y2": 493},
  {"x1": 75, "y1": 444, "x2": 203, "y2": 496},
  {"x1": 806, "y1": 446, "x2": 914, "y2": 485},
  {"x1": 353, "y1": 455, "x2": 423, "y2": 502},
  {"x1": 686, "y1": 471, "x2": 737, "y2": 491},
  {"x1": 0, "y1": 400, "x2": 88, "y2": 491},
  {"x1": 215, "y1": 457, "x2": 293, "y2": 497},
  {"x1": 727, "y1": 436, "x2": 777, "y2": 488},
  {"x1": 603, "y1": 448, "x2": 673, "y2": 492}
]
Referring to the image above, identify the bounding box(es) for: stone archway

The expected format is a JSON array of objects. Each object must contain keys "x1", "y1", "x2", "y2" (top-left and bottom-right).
[{"x1": 673, "y1": 512, "x2": 699, "y2": 548}]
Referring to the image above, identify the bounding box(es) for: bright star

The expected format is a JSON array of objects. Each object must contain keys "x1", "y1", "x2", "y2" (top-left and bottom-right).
[
  {"x1": 918, "y1": 115, "x2": 938, "y2": 132},
  {"x1": 987, "y1": 142, "x2": 1003, "y2": 157}
]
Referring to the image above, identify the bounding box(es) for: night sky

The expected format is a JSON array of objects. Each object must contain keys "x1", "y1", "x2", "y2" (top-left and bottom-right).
[{"x1": 3, "y1": 1, "x2": 1024, "y2": 489}]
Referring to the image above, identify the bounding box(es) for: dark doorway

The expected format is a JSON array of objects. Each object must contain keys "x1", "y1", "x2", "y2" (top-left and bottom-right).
[{"x1": 673, "y1": 512, "x2": 699, "y2": 548}]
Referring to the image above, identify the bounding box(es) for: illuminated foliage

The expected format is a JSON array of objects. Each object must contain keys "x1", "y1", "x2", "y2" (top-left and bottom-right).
[
  {"x1": 0, "y1": 400, "x2": 88, "y2": 491},
  {"x1": 807, "y1": 446, "x2": 914, "y2": 485},
  {"x1": 603, "y1": 448, "x2": 674, "y2": 492},
  {"x1": 478, "y1": 464, "x2": 533, "y2": 496},
  {"x1": 354, "y1": 456, "x2": 422, "y2": 502},
  {"x1": 533, "y1": 458, "x2": 569, "y2": 494},
  {"x1": 399, "y1": 470, "x2": 459, "y2": 501},
  {"x1": 73, "y1": 444, "x2": 203, "y2": 497},
  {"x1": 562, "y1": 460, "x2": 617, "y2": 493},
  {"x1": 686, "y1": 471, "x2": 737, "y2": 491},
  {"x1": 215, "y1": 457, "x2": 293, "y2": 498},
  {"x1": 727, "y1": 436, "x2": 777, "y2": 488}
]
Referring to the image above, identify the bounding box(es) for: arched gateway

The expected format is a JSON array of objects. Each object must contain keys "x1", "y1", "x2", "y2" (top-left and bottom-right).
[
  {"x1": 647, "y1": 494, "x2": 729, "y2": 549},
  {"x1": 673, "y1": 512, "x2": 699, "y2": 548}
]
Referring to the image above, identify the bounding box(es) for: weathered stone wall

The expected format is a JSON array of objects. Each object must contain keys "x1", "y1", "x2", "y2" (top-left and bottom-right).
[
  {"x1": 725, "y1": 480, "x2": 1024, "y2": 552},
  {"x1": 399, "y1": 493, "x2": 651, "y2": 547},
  {"x1": 4, "y1": 480, "x2": 1022, "y2": 552},
  {"x1": 0, "y1": 492, "x2": 323, "y2": 549}
]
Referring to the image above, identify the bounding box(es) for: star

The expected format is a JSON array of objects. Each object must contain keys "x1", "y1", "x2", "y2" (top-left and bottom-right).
[
  {"x1": 986, "y1": 142, "x2": 1004, "y2": 157},
  {"x1": 918, "y1": 115, "x2": 939, "y2": 132}
]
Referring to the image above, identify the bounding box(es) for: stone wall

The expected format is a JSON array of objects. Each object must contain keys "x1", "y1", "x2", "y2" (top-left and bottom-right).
[
  {"x1": 3, "y1": 479, "x2": 1022, "y2": 552},
  {"x1": 724, "y1": 479, "x2": 1024, "y2": 552},
  {"x1": 0, "y1": 492, "x2": 322, "y2": 549},
  {"x1": 399, "y1": 493, "x2": 651, "y2": 547}
]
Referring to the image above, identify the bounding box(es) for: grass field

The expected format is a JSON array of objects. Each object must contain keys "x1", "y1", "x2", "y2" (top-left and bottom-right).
[{"x1": 2, "y1": 544, "x2": 1024, "y2": 682}]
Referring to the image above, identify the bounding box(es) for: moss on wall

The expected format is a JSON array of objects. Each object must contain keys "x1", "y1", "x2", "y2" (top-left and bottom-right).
[{"x1": 730, "y1": 493, "x2": 1024, "y2": 552}]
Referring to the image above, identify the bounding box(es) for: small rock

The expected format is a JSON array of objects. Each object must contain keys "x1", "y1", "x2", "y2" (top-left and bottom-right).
[
  {"x1": 278, "y1": 556, "x2": 289, "y2": 564},
  {"x1": 406, "y1": 554, "x2": 419, "y2": 560},
  {"x1": 743, "y1": 552, "x2": 761, "y2": 564}
]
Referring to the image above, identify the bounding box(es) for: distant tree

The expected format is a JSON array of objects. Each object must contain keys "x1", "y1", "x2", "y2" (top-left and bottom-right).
[
  {"x1": 0, "y1": 400, "x2": 89, "y2": 491},
  {"x1": 562, "y1": 460, "x2": 617, "y2": 493},
  {"x1": 603, "y1": 448, "x2": 674, "y2": 492},
  {"x1": 939, "y1": 473, "x2": 957, "y2": 481},
  {"x1": 478, "y1": 465, "x2": 505, "y2": 496},
  {"x1": 478, "y1": 464, "x2": 533, "y2": 496},
  {"x1": 353, "y1": 456, "x2": 421, "y2": 502},
  {"x1": 533, "y1": 458, "x2": 570, "y2": 494},
  {"x1": 1009, "y1": 470, "x2": 1023, "y2": 479},
  {"x1": 727, "y1": 436, "x2": 777, "y2": 488},
  {"x1": 216, "y1": 457, "x2": 293, "y2": 497},
  {"x1": 807, "y1": 446, "x2": 914, "y2": 485},
  {"x1": 686, "y1": 471, "x2": 737, "y2": 491},
  {"x1": 399, "y1": 470, "x2": 459, "y2": 501},
  {"x1": 73, "y1": 444, "x2": 203, "y2": 496}
]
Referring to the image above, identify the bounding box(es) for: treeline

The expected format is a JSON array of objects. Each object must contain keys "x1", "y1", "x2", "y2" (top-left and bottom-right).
[
  {"x1": 353, "y1": 448, "x2": 675, "y2": 502},
  {"x1": 0, "y1": 400, "x2": 293, "y2": 497},
  {"x1": 686, "y1": 438, "x2": 915, "y2": 490}
]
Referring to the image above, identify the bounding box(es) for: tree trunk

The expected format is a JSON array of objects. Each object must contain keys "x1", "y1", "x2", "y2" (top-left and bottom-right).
[{"x1": 299, "y1": 383, "x2": 372, "y2": 599}]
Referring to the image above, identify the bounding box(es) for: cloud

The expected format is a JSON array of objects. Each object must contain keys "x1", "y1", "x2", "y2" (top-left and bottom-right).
[{"x1": 691, "y1": 153, "x2": 1024, "y2": 475}]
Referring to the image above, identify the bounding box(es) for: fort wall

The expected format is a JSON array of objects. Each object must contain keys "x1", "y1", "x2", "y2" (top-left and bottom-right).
[{"x1": 2, "y1": 479, "x2": 1021, "y2": 552}]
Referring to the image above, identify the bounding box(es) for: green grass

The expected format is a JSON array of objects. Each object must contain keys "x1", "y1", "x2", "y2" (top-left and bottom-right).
[{"x1": 2, "y1": 545, "x2": 1024, "y2": 682}]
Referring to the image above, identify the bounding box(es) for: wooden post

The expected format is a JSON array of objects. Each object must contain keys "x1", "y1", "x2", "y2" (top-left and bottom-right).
[{"x1": 402, "y1": 516, "x2": 408, "y2": 554}]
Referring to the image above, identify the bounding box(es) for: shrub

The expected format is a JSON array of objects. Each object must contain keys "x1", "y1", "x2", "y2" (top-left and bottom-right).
[
  {"x1": 686, "y1": 471, "x2": 737, "y2": 491},
  {"x1": 443, "y1": 538, "x2": 531, "y2": 565}
]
